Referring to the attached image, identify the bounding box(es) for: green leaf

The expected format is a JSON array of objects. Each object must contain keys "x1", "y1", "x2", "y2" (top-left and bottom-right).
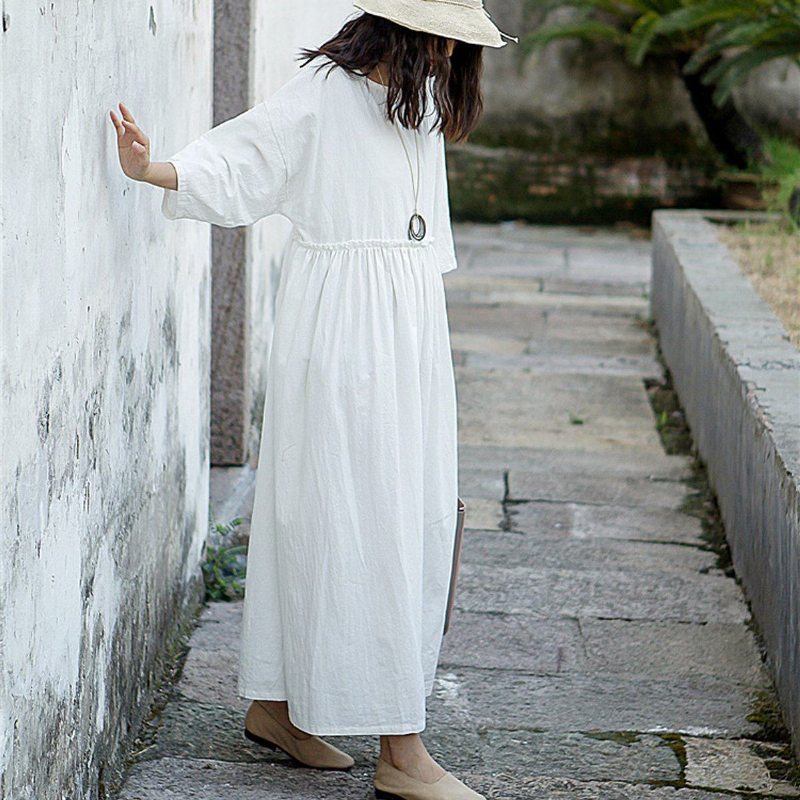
[
  {"x1": 654, "y1": 0, "x2": 756, "y2": 37},
  {"x1": 521, "y1": 19, "x2": 628, "y2": 48},
  {"x1": 627, "y1": 10, "x2": 663, "y2": 64},
  {"x1": 707, "y1": 44, "x2": 800, "y2": 104}
]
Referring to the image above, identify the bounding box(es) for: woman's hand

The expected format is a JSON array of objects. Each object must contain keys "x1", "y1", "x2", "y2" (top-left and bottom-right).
[
  {"x1": 110, "y1": 101, "x2": 152, "y2": 181},
  {"x1": 109, "y1": 102, "x2": 177, "y2": 189}
]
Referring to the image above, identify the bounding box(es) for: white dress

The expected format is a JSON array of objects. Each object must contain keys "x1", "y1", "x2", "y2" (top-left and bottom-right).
[{"x1": 161, "y1": 59, "x2": 459, "y2": 736}]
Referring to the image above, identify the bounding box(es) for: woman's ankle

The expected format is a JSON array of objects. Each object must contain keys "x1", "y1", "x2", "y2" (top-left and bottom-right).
[
  {"x1": 378, "y1": 734, "x2": 446, "y2": 782},
  {"x1": 379, "y1": 733, "x2": 424, "y2": 766}
]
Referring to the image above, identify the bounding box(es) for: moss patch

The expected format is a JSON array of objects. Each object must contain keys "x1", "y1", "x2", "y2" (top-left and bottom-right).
[
  {"x1": 469, "y1": 111, "x2": 719, "y2": 161},
  {"x1": 121, "y1": 605, "x2": 200, "y2": 770},
  {"x1": 446, "y1": 143, "x2": 721, "y2": 226},
  {"x1": 748, "y1": 688, "x2": 793, "y2": 744},
  {"x1": 583, "y1": 730, "x2": 641, "y2": 745}
]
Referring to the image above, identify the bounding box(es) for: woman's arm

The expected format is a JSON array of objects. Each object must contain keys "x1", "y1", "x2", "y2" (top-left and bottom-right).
[
  {"x1": 140, "y1": 162, "x2": 177, "y2": 190},
  {"x1": 109, "y1": 101, "x2": 176, "y2": 189},
  {"x1": 110, "y1": 97, "x2": 292, "y2": 228}
]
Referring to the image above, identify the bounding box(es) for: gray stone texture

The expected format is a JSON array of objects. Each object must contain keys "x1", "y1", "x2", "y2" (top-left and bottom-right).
[
  {"x1": 507, "y1": 500, "x2": 706, "y2": 544},
  {"x1": 116, "y1": 223, "x2": 799, "y2": 799},
  {"x1": 651, "y1": 210, "x2": 800, "y2": 762},
  {"x1": 210, "y1": 0, "x2": 253, "y2": 465}
]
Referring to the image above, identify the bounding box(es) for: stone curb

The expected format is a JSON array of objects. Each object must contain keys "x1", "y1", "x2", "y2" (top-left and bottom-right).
[{"x1": 650, "y1": 208, "x2": 800, "y2": 760}]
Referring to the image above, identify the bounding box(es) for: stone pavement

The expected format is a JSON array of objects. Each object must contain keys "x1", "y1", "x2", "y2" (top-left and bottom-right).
[{"x1": 116, "y1": 222, "x2": 799, "y2": 799}]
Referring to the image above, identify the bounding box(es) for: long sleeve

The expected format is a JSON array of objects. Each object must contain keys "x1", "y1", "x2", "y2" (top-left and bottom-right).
[
  {"x1": 161, "y1": 100, "x2": 288, "y2": 228},
  {"x1": 432, "y1": 133, "x2": 458, "y2": 274}
]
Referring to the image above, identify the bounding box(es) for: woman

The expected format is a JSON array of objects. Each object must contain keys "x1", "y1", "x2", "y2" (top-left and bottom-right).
[{"x1": 110, "y1": 2, "x2": 516, "y2": 798}]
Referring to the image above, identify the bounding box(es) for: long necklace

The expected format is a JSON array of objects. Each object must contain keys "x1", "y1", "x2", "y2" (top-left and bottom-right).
[{"x1": 376, "y1": 65, "x2": 426, "y2": 241}]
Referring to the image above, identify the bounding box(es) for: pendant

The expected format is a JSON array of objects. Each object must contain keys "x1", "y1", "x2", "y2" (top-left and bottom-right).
[{"x1": 408, "y1": 213, "x2": 427, "y2": 241}]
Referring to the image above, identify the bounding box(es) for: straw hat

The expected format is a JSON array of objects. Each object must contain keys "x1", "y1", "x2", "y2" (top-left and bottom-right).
[{"x1": 352, "y1": 0, "x2": 518, "y2": 48}]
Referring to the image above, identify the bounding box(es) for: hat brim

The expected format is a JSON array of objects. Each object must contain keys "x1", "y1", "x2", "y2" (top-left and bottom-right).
[{"x1": 352, "y1": 0, "x2": 510, "y2": 48}]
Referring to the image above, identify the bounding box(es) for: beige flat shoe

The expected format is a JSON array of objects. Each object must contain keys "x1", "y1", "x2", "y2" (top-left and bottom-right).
[
  {"x1": 374, "y1": 755, "x2": 486, "y2": 800},
  {"x1": 243, "y1": 700, "x2": 354, "y2": 770}
]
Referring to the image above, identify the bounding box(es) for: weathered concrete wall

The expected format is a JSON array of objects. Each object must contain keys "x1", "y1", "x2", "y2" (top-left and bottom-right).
[
  {"x1": 210, "y1": 0, "x2": 255, "y2": 464},
  {"x1": 449, "y1": 2, "x2": 800, "y2": 223},
  {"x1": 651, "y1": 210, "x2": 800, "y2": 760},
  {"x1": 0, "y1": 2, "x2": 213, "y2": 798}
]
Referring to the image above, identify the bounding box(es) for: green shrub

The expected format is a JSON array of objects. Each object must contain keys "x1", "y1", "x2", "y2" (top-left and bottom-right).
[
  {"x1": 202, "y1": 517, "x2": 247, "y2": 602},
  {"x1": 755, "y1": 137, "x2": 800, "y2": 227}
]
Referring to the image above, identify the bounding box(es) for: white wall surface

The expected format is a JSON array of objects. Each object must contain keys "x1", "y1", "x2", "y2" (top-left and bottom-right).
[{"x1": 0, "y1": 2, "x2": 213, "y2": 797}]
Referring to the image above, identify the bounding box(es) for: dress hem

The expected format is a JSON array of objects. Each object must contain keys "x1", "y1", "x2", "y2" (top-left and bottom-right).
[{"x1": 235, "y1": 681, "x2": 436, "y2": 737}]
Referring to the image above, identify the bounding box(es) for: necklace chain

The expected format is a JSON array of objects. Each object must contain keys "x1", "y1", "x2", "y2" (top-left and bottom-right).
[{"x1": 375, "y1": 65, "x2": 426, "y2": 241}]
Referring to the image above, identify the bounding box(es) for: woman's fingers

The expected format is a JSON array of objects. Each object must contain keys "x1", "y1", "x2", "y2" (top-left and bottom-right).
[
  {"x1": 120, "y1": 118, "x2": 148, "y2": 145},
  {"x1": 118, "y1": 101, "x2": 135, "y2": 123},
  {"x1": 109, "y1": 102, "x2": 150, "y2": 180},
  {"x1": 109, "y1": 109, "x2": 125, "y2": 137}
]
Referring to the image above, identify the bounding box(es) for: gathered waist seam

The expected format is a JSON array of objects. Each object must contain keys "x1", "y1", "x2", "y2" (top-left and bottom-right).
[{"x1": 290, "y1": 231, "x2": 434, "y2": 252}]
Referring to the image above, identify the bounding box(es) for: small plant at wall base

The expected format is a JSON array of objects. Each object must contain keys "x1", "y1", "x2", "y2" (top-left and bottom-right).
[
  {"x1": 523, "y1": 0, "x2": 800, "y2": 170},
  {"x1": 203, "y1": 517, "x2": 247, "y2": 601},
  {"x1": 718, "y1": 138, "x2": 800, "y2": 224},
  {"x1": 757, "y1": 138, "x2": 800, "y2": 228}
]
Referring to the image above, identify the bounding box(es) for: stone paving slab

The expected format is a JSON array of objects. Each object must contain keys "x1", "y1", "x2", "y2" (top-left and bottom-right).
[
  {"x1": 566, "y1": 246, "x2": 652, "y2": 284},
  {"x1": 461, "y1": 531, "x2": 717, "y2": 573},
  {"x1": 447, "y1": 289, "x2": 648, "y2": 315},
  {"x1": 455, "y1": 563, "x2": 749, "y2": 623},
  {"x1": 457, "y1": 467, "x2": 506, "y2": 500},
  {"x1": 439, "y1": 613, "x2": 584, "y2": 674},
  {"x1": 579, "y1": 619, "x2": 768, "y2": 687},
  {"x1": 507, "y1": 469, "x2": 689, "y2": 509},
  {"x1": 460, "y1": 497, "x2": 505, "y2": 530},
  {"x1": 450, "y1": 331, "x2": 528, "y2": 355},
  {"x1": 461, "y1": 351, "x2": 661, "y2": 377},
  {"x1": 451, "y1": 246, "x2": 567, "y2": 277},
  {"x1": 452, "y1": 221, "x2": 652, "y2": 249},
  {"x1": 473, "y1": 775, "x2": 749, "y2": 800},
  {"x1": 477, "y1": 730, "x2": 681, "y2": 784},
  {"x1": 176, "y1": 603, "x2": 245, "y2": 710},
  {"x1": 542, "y1": 276, "x2": 648, "y2": 297},
  {"x1": 457, "y1": 368, "x2": 665, "y2": 452},
  {"x1": 117, "y1": 757, "x2": 370, "y2": 800},
  {"x1": 428, "y1": 668, "x2": 762, "y2": 738},
  {"x1": 447, "y1": 300, "x2": 548, "y2": 339},
  {"x1": 178, "y1": 646, "x2": 245, "y2": 711},
  {"x1": 683, "y1": 737, "x2": 800, "y2": 796},
  {"x1": 542, "y1": 309, "x2": 651, "y2": 345},
  {"x1": 506, "y1": 500, "x2": 705, "y2": 543},
  {"x1": 441, "y1": 612, "x2": 766, "y2": 688},
  {"x1": 458, "y1": 444, "x2": 692, "y2": 481}
]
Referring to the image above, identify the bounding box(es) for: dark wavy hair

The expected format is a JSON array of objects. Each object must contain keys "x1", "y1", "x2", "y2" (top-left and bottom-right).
[{"x1": 296, "y1": 12, "x2": 484, "y2": 143}]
